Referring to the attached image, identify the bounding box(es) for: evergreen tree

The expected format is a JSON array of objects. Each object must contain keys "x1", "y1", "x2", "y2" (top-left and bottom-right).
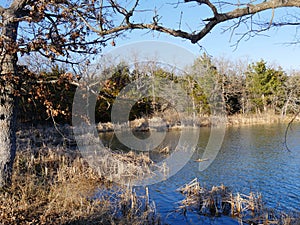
[{"x1": 246, "y1": 60, "x2": 286, "y2": 114}]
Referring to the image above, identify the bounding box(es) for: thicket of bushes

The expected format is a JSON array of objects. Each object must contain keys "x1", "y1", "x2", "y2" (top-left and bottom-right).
[{"x1": 17, "y1": 55, "x2": 300, "y2": 125}]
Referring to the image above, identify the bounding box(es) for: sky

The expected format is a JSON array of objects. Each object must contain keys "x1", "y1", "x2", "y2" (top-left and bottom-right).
[
  {"x1": 1, "y1": 0, "x2": 300, "y2": 71},
  {"x1": 102, "y1": 1, "x2": 300, "y2": 71}
]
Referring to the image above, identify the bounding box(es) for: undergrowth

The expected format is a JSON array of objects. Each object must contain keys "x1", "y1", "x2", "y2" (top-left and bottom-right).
[{"x1": 0, "y1": 148, "x2": 159, "y2": 225}]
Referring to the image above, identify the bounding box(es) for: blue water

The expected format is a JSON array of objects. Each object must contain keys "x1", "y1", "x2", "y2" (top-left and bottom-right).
[{"x1": 100, "y1": 123, "x2": 300, "y2": 224}]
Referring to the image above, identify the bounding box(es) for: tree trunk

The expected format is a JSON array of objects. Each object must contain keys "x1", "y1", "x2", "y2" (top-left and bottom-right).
[
  {"x1": 0, "y1": 10, "x2": 19, "y2": 187},
  {"x1": 0, "y1": 70, "x2": 17, "y2": 187}
]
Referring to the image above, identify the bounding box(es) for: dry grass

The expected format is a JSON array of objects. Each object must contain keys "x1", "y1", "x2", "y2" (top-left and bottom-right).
[
  {"x1": 90, "y1": 150, "x2": 156, "y2": 185},
  {"x1": 227, "y1": 113, "x2": 300, "y2": 127},
  {"x1": 178, "y1": 178, "x2": 300, "y2": 225},
  {"x1": 0, "y1": 148, "x2": 159, "y2": 225},
  {"x1": 17, "y1": 124, "x2": 160, "y2": 185}
]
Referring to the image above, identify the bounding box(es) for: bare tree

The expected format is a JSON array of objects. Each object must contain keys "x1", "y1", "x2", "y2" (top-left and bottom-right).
[
  {"x1": 282, "y1": 71, "x2": 300, "y2": 117},
  {"x1": 81, "y1": 1, "x2": 300, "y2": 44},
  {"x1": 1, "y1": 0, "x2": 300, "y2": 187}
]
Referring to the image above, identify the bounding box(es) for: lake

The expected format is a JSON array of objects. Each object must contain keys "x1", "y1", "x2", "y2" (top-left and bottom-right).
[{"x1": 99, "y1": 122, "x2": 300, "y2": 224}]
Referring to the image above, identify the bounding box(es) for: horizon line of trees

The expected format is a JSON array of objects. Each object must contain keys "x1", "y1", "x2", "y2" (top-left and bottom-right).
[{"x1": 17, "y1": 54, "x2": 300, "y2": 125}]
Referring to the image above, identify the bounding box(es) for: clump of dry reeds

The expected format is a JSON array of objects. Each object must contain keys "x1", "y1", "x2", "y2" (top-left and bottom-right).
[
  {"x1": 109, "y1": 186, "x2": 159, "y2": 225},
  {"x1": 178, "y1": 178, "x2": 300, "y2": 225},
  {"x1": 83, "y1": 148, "x2": 159, "y2": 185},
  {"x1": 178, "y1": 178, "x2": 231, "y2": 216},
  {"x1": 0, "y1": 148, "x2": 159, "y2": 225}
]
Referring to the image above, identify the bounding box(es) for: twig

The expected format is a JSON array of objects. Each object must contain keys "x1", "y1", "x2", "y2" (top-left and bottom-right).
[
  {"x1": 49, "y1": 109, "x2": 73, "y2": 143},
  {"x1": 284, "y1": 109, "x2": 300, "y2": 152}
]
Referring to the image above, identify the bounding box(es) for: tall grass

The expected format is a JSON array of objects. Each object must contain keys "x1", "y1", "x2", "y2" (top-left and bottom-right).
[{"x1": 0, "y1": 148, "x2": 159, "y2": 225}]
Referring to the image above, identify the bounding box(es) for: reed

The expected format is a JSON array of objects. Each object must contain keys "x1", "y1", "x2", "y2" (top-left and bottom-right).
[
  {"x1": 178, "y1": 178, "x2": 300, "y2": 225},
  {"x1": 86, "y1": 149, "x2": 160, "y2": 185},
  {"x1": 0, "y1": 148, "x2": 160, "y2": 225}
]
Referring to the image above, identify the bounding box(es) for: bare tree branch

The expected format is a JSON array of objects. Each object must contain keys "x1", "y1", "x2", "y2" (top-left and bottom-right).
[
  {"x1": 68, "y1": 0, "x2": 300, "y2": 44},
  {"x1": 185, "y1": 0, "x2": 218, "y2": 17},
  {"x1": 284, "y1": 108, "x2": 300, "y2": 152},
  {"x1": 183, "y1": 0, "x2": 300, "y2": 43},
  {"x1": 273, "y1": 22, "x2": 300, "y2": 26}
]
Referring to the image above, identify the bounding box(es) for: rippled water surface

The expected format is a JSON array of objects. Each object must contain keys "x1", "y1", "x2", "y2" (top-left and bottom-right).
[{"x1": 100, "y1": 123, "x2": 300, "y2": 224}]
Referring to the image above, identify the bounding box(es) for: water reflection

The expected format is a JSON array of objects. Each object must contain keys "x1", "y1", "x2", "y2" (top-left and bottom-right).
[
  {"x1": 99, "y1": 130, "x2": 180, "y2": 163},
  {"x1": 99, "y1": 123, "x2": 300, "y2": 224}
]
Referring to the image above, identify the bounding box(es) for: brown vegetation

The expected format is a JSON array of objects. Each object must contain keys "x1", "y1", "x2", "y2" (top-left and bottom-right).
[
  {"x1": 227, "y1": 113, "x2": 300, "y2": 127},
  {"x1": 2, "y1": 125, "x2": 300, "y2": 224},
  {"x1": 178, "y1": 178, "x2": 300, "y2": 225},
  {"x1": 0, "y1": 147, "x2": 159, "y2": 225}
]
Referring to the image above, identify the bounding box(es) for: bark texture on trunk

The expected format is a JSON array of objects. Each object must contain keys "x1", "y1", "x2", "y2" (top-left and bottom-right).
[
  {"x1": 0, "y1": 9, "x2": 19, "y2": 187},
  {"x1": 0, "y1": 76, "x2": 17, "y2": 187}
]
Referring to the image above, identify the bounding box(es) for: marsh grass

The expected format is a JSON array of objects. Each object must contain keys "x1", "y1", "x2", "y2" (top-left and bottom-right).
[
  {"x1": 178, "y1": 178, "x2": 300, "y2": 225},
  {"x1": 0, "y1": 148, "x2": 159, "y2": 225}
]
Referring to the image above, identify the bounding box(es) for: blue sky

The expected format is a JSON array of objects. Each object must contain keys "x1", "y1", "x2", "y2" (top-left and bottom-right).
[
  {"x1": 109, "y1": 2, "x2": 300, "y2": 71},
  {"x1": 1, "y1": 1, "x2": 299, "y2": 71},
  {"x1": 108, "y1": 25, "x2": 300, "y2": 71},
  {"x1": 102, "y1": 1, "x2": 300, "y2": 71}
]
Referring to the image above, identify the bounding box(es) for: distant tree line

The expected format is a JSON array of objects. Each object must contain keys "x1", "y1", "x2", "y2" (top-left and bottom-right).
[
  {"x1": 188, "y1": 54, "x2": 294, "y2": 117},
  {"x1": 17, "y1": 55, "x2": 300, "y2": 124}
]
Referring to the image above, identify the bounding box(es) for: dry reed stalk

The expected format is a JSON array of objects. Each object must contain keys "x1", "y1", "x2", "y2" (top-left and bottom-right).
[
  {"x1": 179, "y1": 178, "x2": 300, "y2": 225},
  {"x1": 0, "y1": 148, "x2": 160, "y2": 225}
]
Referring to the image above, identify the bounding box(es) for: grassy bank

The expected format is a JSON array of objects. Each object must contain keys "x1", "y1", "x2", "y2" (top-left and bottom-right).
[
  {"x1": 227, "y1": 114, "x2": 300, "y2": 127},
  {"x1": 95, "y1": 113, "x2": 300, "y2": 132},
  {"x1": 0, "y1": 148, "x2": 159, "y2": 225}
]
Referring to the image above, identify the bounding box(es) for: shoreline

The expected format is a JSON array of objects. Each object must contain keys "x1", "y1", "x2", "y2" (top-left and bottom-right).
[
  {"x1": 227, "y1": 114, "x2": 300, "y2": 127},
  {"x1": 11, "y1": 115, "x2": 300, "y2": 224},
  {"x1": 15, "y1": 113, "x2": 299, "y2": 150},
  {"x1": 95, "y1": 114, "x2": 300, "y2": 132}
]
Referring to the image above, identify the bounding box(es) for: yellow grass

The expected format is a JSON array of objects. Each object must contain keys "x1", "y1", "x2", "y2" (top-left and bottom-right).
[{"x1": 0, "y1": 148, "x2": 159, "y2": 225}]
